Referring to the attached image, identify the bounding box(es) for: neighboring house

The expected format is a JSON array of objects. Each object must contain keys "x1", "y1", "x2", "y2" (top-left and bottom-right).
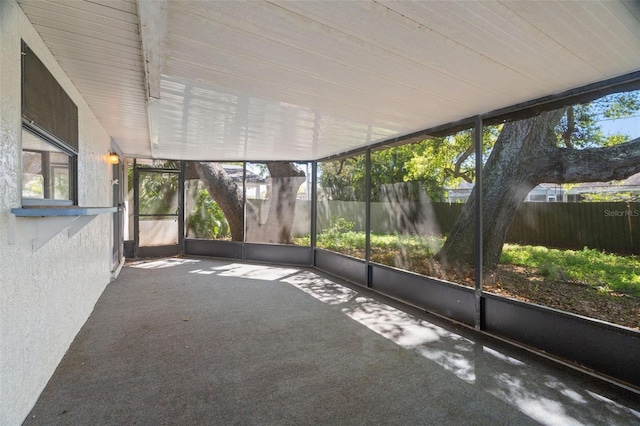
[
  {"x1": 446, "y1": 172, "x2": 640, "y2": 203},
  {"x1": 224, "y1": 164, "x2": 266, "y2": 199},
  {"x1": 565, "y1": 172, "x2": 640, "y2": 202},
  {"x1": 445, "y1": 181, "x2": 475, "y2": 203},
  {"x1": 233, "y1": 164, "x2": 311, "y2": 200},
  {"x1": 526, "y1": 184, "x2": 565, "y2": 202}
]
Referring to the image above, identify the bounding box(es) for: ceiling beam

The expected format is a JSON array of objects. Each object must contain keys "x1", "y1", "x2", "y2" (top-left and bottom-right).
[{"x1": 137, "y1": 0, "x2": 167, "y2": 101}]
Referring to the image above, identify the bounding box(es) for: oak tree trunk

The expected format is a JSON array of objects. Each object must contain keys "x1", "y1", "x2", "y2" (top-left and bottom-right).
[
  {"x1": 245, "y1": 162, "x2": 306, "y2": 244},
  {"x1": 436, "y1": 110, "x2": 565, "y2": 269},
  {"x1": 185, "y1": 161, "x2": 305, "y2": 243},
  {"x1": 187, "y1": 162, "x2": 245, "y2": 241},
  {"x1": 436, "y1": 108, "x2": 640, "y2": 271}
]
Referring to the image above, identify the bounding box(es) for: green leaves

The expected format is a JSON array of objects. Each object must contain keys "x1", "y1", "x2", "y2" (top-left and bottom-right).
[
  {"x1": 138, "y1": 171, "x2": 179, "y2": 215},
  {"x1": 556, "y1": 90, "x2": 640, "y2": 148},
  {"x1": 602, "y1": 92, "x2": 640, "y2": 120},
  {"x1": 186, "y1": 189, "x2": 230, "y2": 239},
  {"x1": 319, "y1": 127, "x2": 499, "y2": 203}
]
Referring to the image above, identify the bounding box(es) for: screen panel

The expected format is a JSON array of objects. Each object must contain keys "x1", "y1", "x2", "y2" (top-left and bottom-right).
[{"x1": 22, "y1": 42, "x2": 78, "y2": 151}]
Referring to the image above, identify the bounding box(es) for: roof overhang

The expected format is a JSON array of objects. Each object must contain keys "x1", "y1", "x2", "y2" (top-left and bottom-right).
[{"x1": 18, "y1": 0, "x2": 640, "y2": 161}]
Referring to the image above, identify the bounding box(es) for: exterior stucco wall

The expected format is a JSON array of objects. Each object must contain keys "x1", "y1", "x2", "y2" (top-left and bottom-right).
[{"x1": 1, "y1": 2, "x2": 115, "y2": 424}]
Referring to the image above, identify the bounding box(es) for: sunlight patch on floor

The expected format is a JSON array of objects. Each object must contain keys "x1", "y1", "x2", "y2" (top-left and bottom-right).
[
  {"x1": 282, "y1": 270, "x2": 358, "y2": 305},
  {"x1": 343, "y1": 296, "x2": 476, "y2": 383},
  {"x1": 188, "y1": 269, "x2": 216, "y2": 275},
  {"x1": 483, "y1": 346, "x2": 526, "y2": 367},
  {"x1": 208, "y1": 263, "x2": 299, "y2": 281},
  {"x1": 586, "y1": 390, "x2": 640, "y2": 420},
  {"x1": 129, "y1": 258, "x2": 200, "y2": 269}
]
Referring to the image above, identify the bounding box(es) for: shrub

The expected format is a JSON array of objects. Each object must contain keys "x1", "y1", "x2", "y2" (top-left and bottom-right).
[{"x1": 187, "y1": 189, "x2": 230, "y2": 239}]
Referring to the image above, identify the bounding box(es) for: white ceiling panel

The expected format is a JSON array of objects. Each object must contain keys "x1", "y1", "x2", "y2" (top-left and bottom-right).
[
  {"x1": 148, "y1": 74, "x2": 396, "y2": 161},
  {"x1": 18, "y1": 0, "x2": 640, "y2": 161}
]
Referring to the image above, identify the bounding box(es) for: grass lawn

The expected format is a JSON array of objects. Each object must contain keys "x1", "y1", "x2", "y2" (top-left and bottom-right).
[
  {"x1": 500, "y1": 244, "x2": 640, "y2": 296},
  {"x1": 296, "y1": 232, "x2": 640, "y2": 296},
  {"x1": 296, "y1": 232, "x2": 640, "y2": 328}
]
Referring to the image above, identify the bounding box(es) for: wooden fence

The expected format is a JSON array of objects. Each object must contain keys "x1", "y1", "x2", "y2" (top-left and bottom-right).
[
  {"x1": 318, "y1": 201, "x2": 640, "y2": 255},
  {"x1": 432, "y1": 201, "x2": 640, "y2": 254}
]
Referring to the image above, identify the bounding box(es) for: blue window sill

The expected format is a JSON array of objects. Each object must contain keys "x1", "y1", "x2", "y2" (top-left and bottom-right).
[
  {"x1": 11, "y1": 206, "x2": 117, "y2": 217},
  {"x1": 10, "y1": 206, "x2": 117, "y2": 251}
]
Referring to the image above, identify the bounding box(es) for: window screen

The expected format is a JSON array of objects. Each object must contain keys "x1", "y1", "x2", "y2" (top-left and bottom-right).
[{"x1": 21, "y1": 41, "x2": 78, "y2": 151}]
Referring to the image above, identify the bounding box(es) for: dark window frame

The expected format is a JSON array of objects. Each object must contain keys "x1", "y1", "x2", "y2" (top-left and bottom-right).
[{"x1": 21, "y1": 121, "x2": 77, "y2": 205}]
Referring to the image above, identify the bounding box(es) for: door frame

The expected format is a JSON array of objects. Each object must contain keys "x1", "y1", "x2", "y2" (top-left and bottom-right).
[
  {"x1": 133, "y1": 160, "x2": 183, "y2": 258},
  {"x1": 112, "y1": 158, "x2": 124, "y2": 272}
]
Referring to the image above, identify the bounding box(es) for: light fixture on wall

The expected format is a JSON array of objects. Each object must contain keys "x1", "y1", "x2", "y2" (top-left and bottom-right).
[{"x1": 108, "y1": 153, "x2": 120, "y2": 165}]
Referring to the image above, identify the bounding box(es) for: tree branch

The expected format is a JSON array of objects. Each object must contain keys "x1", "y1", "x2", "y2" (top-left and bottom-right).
[
  {"x1": 265, "y1": 162, "x2": 305, "y2": 178},
  {"x1": 454, "y1": 142, "x2": 475, "y2": 174},
  {"x1": 185, "y1": 161, "x2": 245, "y2": 241},
  {"x1": 444, "y1": 167, "x2": 474, "y2": 183},
  {"x1": 541, "y1": 137, "x2": 640, "y2": 183},
  {"x1": 562, "y1": 106, "x2": 575, "y2": 149},
  {"x1": 442, "y1": 142, "x2": 476, "y2": 183}
]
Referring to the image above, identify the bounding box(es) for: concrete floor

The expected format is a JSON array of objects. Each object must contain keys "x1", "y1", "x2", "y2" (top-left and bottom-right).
[{"x1": 24, "y1": 257, "x2": 640, "y2": 425}]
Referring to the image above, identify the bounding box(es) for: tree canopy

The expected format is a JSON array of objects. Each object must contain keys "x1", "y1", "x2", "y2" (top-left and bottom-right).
[
  {"x1": 319, "y1": 126, "x2": 500, "y2": 203},
  {"x1": 319, "y1": 91, "x2": 639, "y2": 203}
]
